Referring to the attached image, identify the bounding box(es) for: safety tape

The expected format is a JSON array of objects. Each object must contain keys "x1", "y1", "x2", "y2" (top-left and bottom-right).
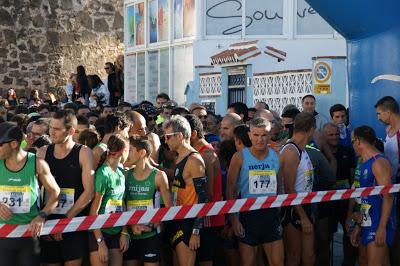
[{"x1": 0, "y1": 184, "x2": 399, "y2": 238}]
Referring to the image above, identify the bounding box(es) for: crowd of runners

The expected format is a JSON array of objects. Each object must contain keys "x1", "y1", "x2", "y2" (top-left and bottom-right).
[{"x1": 0, "y1": 91, "x2": 398, "y2": 266}]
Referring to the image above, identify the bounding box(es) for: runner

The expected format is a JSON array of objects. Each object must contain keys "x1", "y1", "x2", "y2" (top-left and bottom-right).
[
  {"x1": 185, "y1": 114, "x2": 225, "y2": 266},
  {"x1": 126, "y1": 110, "x2": 161, "y2": 163},
  {"x1": 89, "y1": 134, "x2": 130, "y2": 266},
  {"x1": 163, "y1": 115, "x2": 207, "y2": 266},
  {"x1": 124, "y1": 136, "x2": 172, "y2": 266},
  {"x1": 220, "y1": 113, "x2": 242, "y2": 141},
  {"x1": 375, "y1": 96, "x2": 400, "y2": 265},
  {"x1": 37, "y1": 110, "x2": 95, "y2": 266},
  {"x1": 93, "y1": 112, "x2": 130, "y2": 167},
  {"x1": 350, "y1": 126, "x2": 397, "y2": 266},
  {"x1": 329, "y1": 104, "x2": 352, "y2": 147},
  {"x1": 226, "y1": 117, "x2": 284, "y2": 266},
  {"x1": 279, "y1": 112, "x2": 316, "y2": 266},
  {"x1": 301, "y1": 95, "x2": 329, "y2": 131},
  {"x1": 0, "y1": 122, "x2": 60, "y2": 266}
]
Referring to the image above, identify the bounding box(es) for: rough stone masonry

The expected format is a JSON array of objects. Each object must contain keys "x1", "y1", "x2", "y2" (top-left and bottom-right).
[{"x1": 0, "y1": 0, "x2": 124, "y2": 98}]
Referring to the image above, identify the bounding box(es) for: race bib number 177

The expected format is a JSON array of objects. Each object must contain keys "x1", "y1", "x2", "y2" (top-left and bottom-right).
[{"x1": 249, "y1": 170, "x2": 277, "y2": 194}]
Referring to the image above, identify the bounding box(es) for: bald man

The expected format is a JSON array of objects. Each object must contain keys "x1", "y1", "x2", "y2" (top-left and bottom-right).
[
  {"x1": 220, "y1": 113, "x2": 242, "y2": 141},
  {"x1": 253, "y1": 109, "x2": 275, "y2": 122},
  {"x1": 127, "y1": 111, "x2": 161, "y2": 163}
]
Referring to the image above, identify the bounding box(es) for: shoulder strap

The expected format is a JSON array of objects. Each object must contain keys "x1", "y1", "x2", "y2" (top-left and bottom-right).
[
  {"x1": 198, "y1": 143, "x2": 214, "y2": 154},
  {"x1": 284, "y1": 141, "x2": 302, "y2": 160}
]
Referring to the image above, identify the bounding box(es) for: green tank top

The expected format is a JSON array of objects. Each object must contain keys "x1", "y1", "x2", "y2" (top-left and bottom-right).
[
  {"x1": 0, "y1": 152, "x2": 39, "y2": 225},
  {"x1": 126, "y1": 168, "x2": 157, "y2": 239}
]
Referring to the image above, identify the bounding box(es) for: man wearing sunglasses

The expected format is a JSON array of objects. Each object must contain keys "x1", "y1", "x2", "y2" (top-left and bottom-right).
[
  {"x1": 163, "y1": 115, "x2": 206, "y2": 266},
  {"x1": 0, "y1": 122, "x2": 60, "y2": 265}
]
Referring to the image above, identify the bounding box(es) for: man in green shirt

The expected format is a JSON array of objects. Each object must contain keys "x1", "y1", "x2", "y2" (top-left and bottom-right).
[{"x1": 0, "y1": 122, "x2": 60, "y2": 266}]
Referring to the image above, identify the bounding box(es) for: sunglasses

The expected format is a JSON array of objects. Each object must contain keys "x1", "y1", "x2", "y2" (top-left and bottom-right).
[
  {"x1": 198, "y1": 115, "x2": 208, "y2": 119},
  {"x1": 164, "y1": 132, "x2": 180, "y2": 140}
]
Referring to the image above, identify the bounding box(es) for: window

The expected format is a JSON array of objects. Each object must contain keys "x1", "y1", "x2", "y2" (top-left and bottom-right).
[
  {"x1": 148, "y1": 50, "x2": 159, "y2": 103},
  {"x1": 206, "y1": 0, "x2": 242, "y2": 36},
  {"x1": 245, "y1": 0, "x2": 283, "y2": 35},
  {"x1": 296, "y1": 0, "x2": 333, "y2": 35},
  {"x1": 137, "y1": 53, "x2": 146, "y2": 101}
]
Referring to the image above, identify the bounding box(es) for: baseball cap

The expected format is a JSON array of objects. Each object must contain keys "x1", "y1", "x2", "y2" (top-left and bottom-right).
[{"x1": 0, "y1": 122, "x2": 23, "y2": 145}]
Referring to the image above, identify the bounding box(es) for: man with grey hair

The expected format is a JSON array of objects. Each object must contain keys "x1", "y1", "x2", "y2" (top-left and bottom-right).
[
  {"x1": 163, "y1": 115, "x2": 207, "y2": 266},
  {"x1": 227, "y1": 117, "x2": 284, "y2": 266},
  {"x1": 26, "y1": 118, "x2": 50, "y2": 150},
  {"x1": 220, "y1": 113, "x2": 242, "y2": 141}
]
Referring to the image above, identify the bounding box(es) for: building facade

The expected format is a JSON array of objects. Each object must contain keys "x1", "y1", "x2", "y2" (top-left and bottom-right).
[{"x1": 123, "y1": 0, "x2": 347, "y2": 115}]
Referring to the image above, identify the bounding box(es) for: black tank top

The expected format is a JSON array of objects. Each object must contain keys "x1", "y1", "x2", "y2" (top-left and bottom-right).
[
  {"x1": 45, "y1": 144, "x2": 87, "y2": 217},
  {"x1": 173, "y1": 152, "x2": 197, "y2": 189}
]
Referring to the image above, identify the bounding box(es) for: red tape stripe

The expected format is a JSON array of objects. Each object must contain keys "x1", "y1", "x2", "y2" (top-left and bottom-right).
[{"x1": 0, "y1": 224, "x2": 17, "y2": 237}]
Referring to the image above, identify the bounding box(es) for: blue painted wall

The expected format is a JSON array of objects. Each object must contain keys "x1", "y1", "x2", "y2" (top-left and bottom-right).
[{"x1": 312, "y1": 57, "x2": 347, "y2": 120}]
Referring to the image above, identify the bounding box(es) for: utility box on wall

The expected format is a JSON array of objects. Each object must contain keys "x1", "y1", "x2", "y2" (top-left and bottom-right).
[{"x1": 312, "y1": 56, "x2": 348, "y2": 119}]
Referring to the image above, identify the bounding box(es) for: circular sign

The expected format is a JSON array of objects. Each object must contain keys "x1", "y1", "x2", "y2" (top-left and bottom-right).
[{"x1": 314, "y1": 61, "x2": 332, "y2": 83}]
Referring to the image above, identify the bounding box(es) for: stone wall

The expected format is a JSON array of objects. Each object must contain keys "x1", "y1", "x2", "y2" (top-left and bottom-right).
[{"x1": 0, "y1": 0, "x2": 124, "y2": 99}]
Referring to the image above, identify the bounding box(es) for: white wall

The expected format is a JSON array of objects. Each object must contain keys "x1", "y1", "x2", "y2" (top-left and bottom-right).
[{"x1": 193, "y1": 38, "x2": 346, "y2": 73}]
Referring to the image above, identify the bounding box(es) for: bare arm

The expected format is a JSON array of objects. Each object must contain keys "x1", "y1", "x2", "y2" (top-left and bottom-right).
[
  {"x1": 149, "y1": 133, "x2": 161, "y2": 164},
  {"x1": 226, "y1": 152, "x2": 242, "y2": 201},
  {"x1": 93, "y1": 145, "x2": 107, "y2": 169},
  {"x1": 89, "y1": 192, "x2": 104, "y2": 240},
  {"x1": 66, "y1": 146, "x2": 95, "y2": 218},
  {"x1": 372, "y1": 158, "x2": 394, "y2": 230},
  {"x1": 36, "y1": 158, "x2": 60, "y2": 214},
  {"x1": 155, "y1": 170, "x2": 172, "y2": 207},
  {"x1": 202, "y1": 149, "x2": 217, "y2": 199}
]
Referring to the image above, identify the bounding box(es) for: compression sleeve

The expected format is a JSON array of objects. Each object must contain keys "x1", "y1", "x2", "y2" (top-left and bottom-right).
[{"x1": 193, "y1": 176, "x2": 208, "y2": 230}]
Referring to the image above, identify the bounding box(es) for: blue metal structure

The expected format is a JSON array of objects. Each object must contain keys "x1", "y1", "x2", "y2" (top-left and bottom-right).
[{"x1": 306, "y1": 0, "x2": 400, "y2": 137}]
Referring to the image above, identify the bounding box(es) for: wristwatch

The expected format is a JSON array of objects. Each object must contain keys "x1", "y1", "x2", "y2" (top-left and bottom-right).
[
  {"x1": 38, "y1": 211, "x2": 48, "y2": 220},
  {"x1": 192, "y1": 228, "x2": 200, "y2": 235},
  {"x1": 96, "y1": 236, "x2": 104, "y2": 244}
]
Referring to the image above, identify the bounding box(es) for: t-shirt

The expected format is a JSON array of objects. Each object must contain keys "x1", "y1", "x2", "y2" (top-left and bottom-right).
[
  {"x1": 334, "y1": 145, "x2": 356, "y2": 188},
  {"x1": 95, "y1": 164, "x2": 125, "y2": 235}
]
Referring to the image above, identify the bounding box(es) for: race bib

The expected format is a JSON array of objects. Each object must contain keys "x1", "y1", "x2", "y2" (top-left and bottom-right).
[
  {"x1": 0, "y1": 185, "x2": 31, "y2": 214},
  {"x1": 127, "y1": 199, "x2": 153, "y2": 211},
  {"x1": 105, "y1": 199, "x2": 123, "y2": 214},
  {"x1": 52, "y1": 188, "x2": 75, "y2": 215},
  {"x1": 249, "y1": 170, "x2": 277, "y2": 194},
  {"x1": 304, "y1": 170, "x2": 313, "y2": 192},
  {"x1": 361, "y1": 203, "x2": 372, "y2": 227}
]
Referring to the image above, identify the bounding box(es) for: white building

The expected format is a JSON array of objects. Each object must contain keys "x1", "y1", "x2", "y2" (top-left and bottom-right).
[{"x1": 123, "y1": 0, "x2": 346, "y2": 114}]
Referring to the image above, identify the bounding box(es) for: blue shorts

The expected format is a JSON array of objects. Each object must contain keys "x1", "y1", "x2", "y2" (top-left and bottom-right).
[{"x1": 361, "y1": 226, "x2": 396, "y2": 246}]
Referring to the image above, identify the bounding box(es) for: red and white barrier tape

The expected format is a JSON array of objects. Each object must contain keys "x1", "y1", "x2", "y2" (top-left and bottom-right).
[{"x1": 0, "y1": 184, "x2": 399, "y2": 238}]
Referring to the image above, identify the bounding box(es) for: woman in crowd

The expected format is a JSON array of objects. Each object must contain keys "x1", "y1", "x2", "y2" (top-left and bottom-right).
[{"x1": 89, "y1": 134, "x2": 130, "y2": 266}]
